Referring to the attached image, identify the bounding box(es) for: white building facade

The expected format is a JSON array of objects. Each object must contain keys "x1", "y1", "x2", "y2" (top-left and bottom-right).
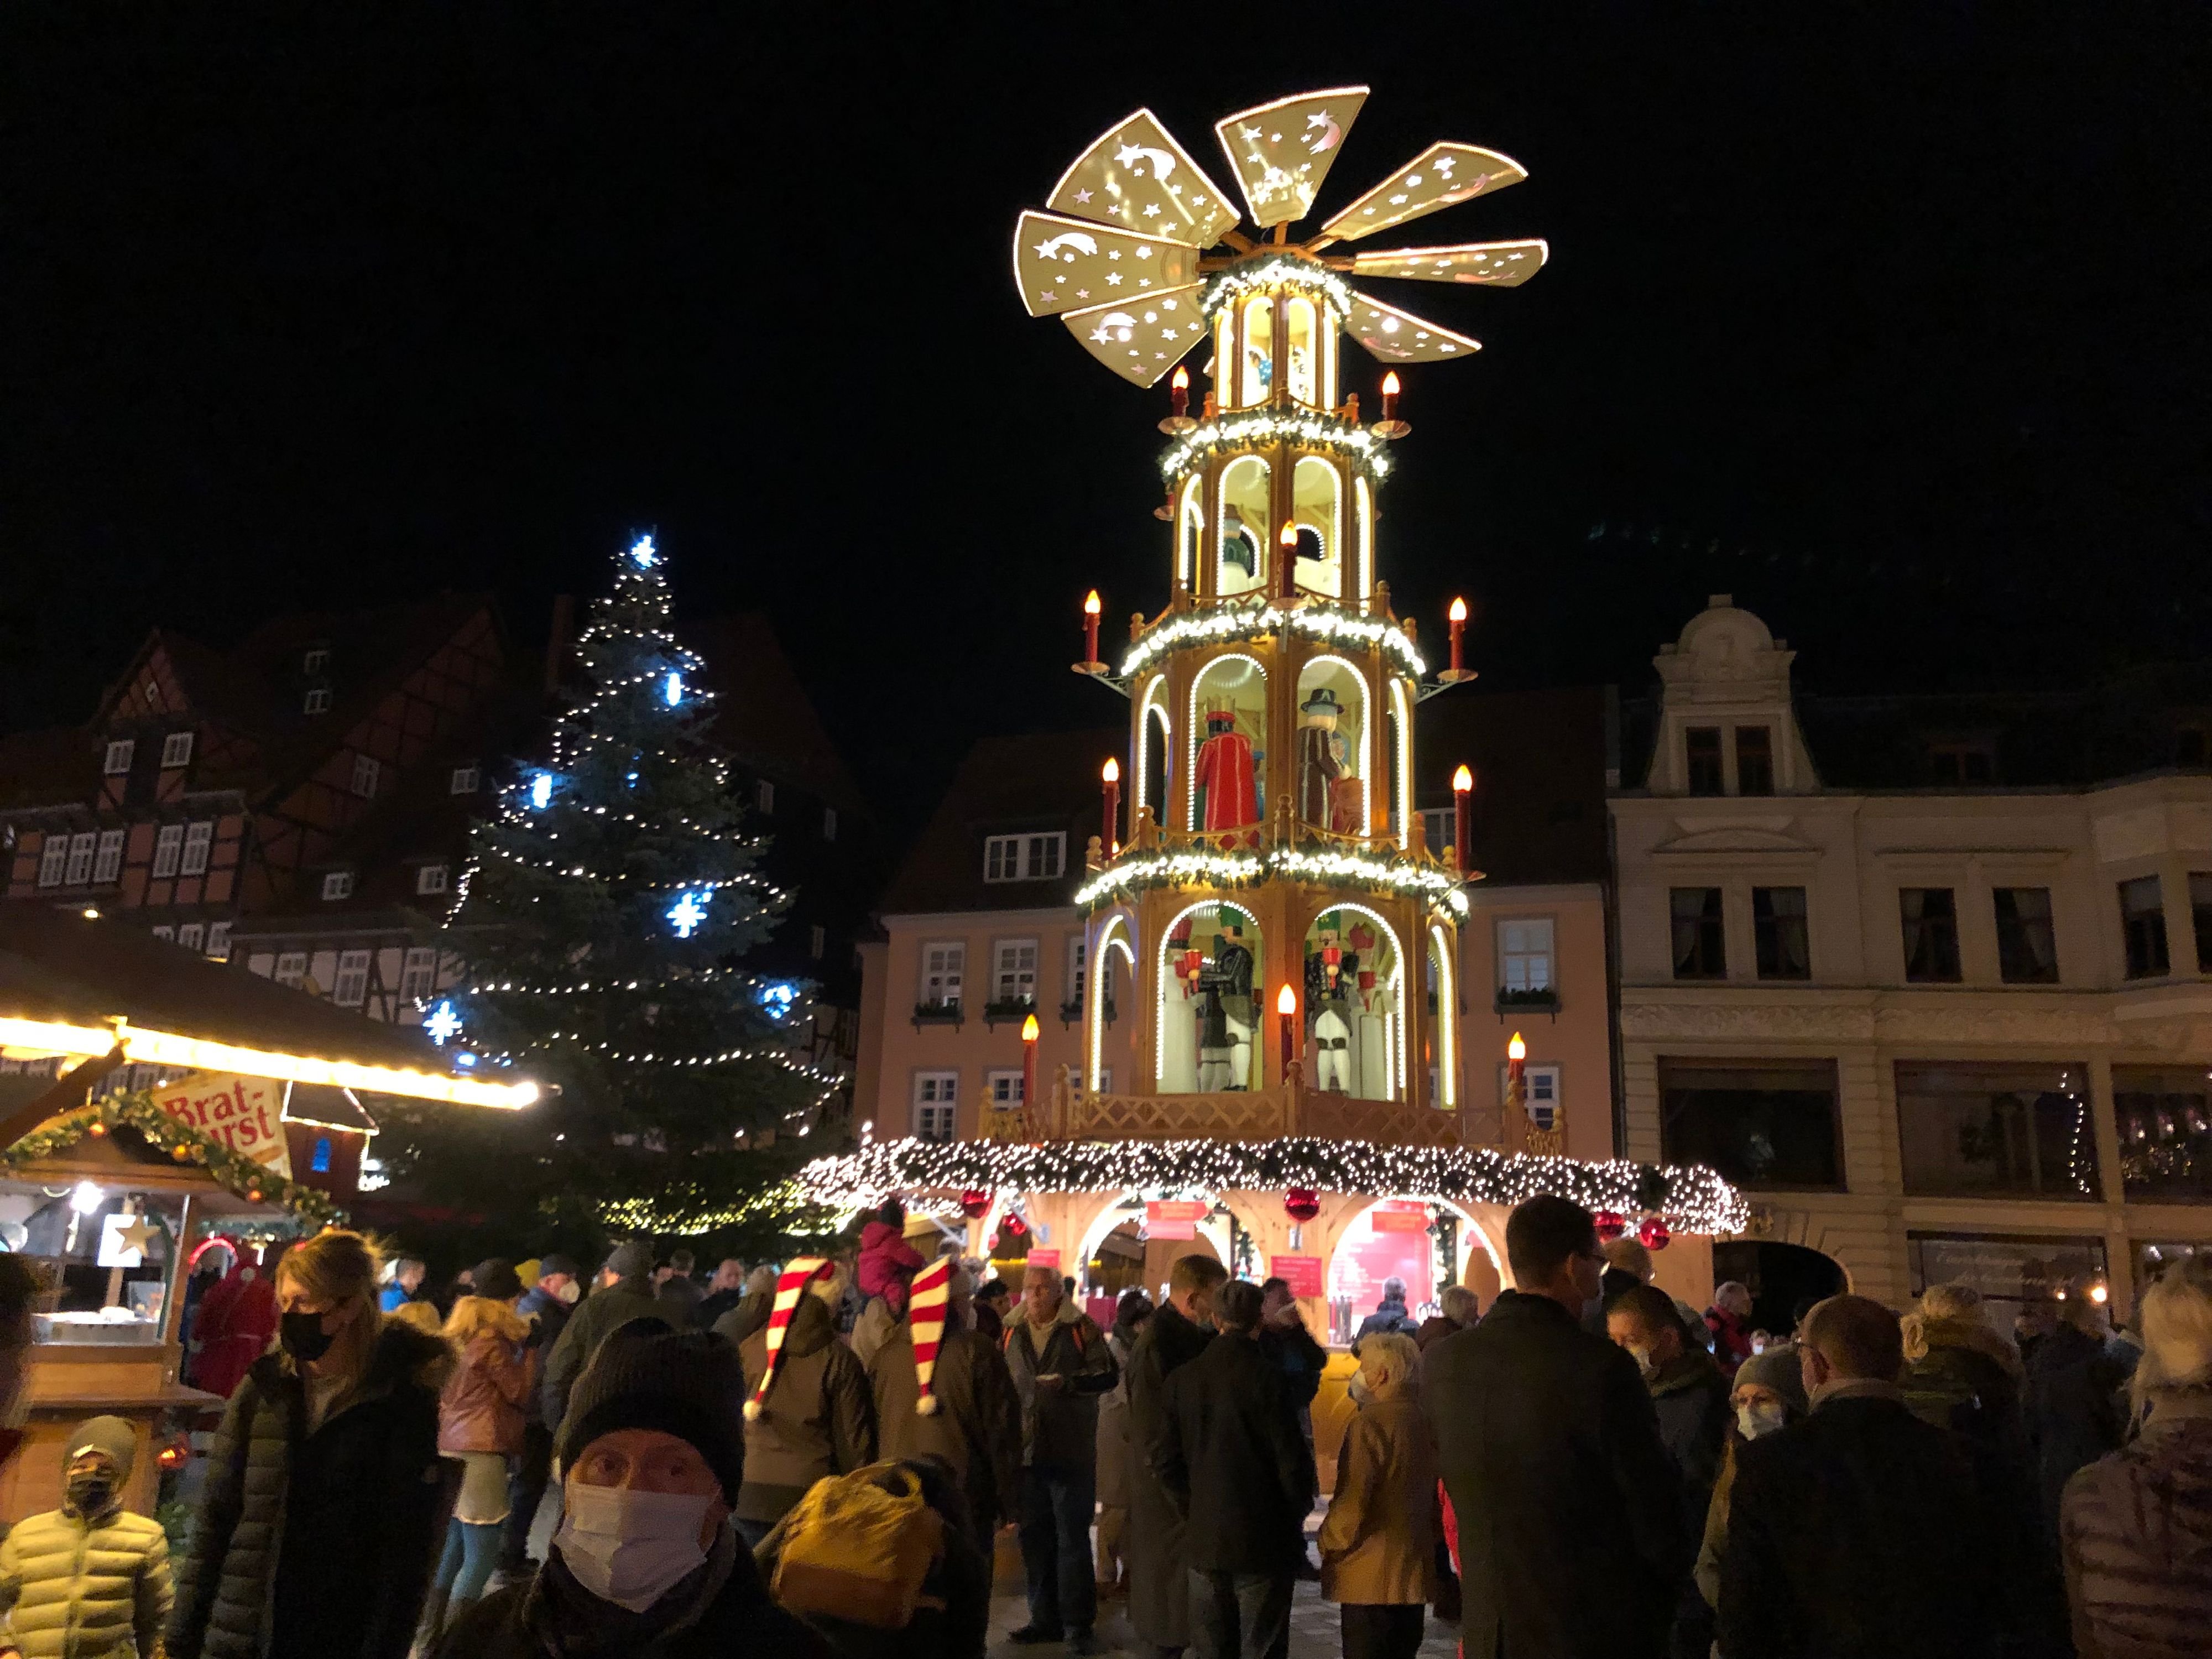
[{"x1": 1613, "y1": 597, "x2": 2212, "y2": 1323}]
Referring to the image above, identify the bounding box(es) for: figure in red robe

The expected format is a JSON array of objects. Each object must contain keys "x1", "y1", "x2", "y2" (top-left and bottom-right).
[{"x1": 1194, "y1": 708, "x2": 1258, "y2": 830}]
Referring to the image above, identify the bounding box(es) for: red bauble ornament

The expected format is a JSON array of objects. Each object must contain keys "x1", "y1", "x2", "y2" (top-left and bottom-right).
[
  {"x1": 1284, "y1": 1188, "x2": 1321, "y2": 1224},
  {"x1": 1000, "y1": 1212, "x2": 1028, "y2": 1238},
  {"x1": 1593, "y1": 1210, "x2": 1627, "y2": 1241},
  {"x1": 1638, "y1": 1215, "x2": 1671, "y2": 1251},
  {"x1": 960, "y1": 1190, "x2": 992, "y2": 1220}
]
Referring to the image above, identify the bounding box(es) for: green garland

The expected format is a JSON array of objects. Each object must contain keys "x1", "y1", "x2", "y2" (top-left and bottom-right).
[{"x1": 0, "y1": 1087, "x2": 343, "y2": 1230}]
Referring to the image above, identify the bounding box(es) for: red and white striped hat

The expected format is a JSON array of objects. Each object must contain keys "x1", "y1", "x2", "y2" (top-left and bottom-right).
[
  {"x1": 908, "y1": 1255, "x2": 954, "y2": 1417},
  {"x1": 744, "y1": 1258, "x2": 834, "y2": 1422}
]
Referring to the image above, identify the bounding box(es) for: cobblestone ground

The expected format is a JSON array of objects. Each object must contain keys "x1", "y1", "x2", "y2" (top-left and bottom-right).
[{"x1": 986, "y1": 1585, "x2": 1461, "y2": 1657}]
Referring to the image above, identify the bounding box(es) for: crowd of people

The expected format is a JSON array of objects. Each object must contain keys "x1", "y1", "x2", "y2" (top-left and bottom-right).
[{"x1": 0, "y1": 1191, "x2": 2198, "y2": 1657}]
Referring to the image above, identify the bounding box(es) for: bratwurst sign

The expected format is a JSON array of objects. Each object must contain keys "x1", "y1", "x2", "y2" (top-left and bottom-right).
[{"x1": 150, "y1": 1073, "x2": 294, "y2": 1180}]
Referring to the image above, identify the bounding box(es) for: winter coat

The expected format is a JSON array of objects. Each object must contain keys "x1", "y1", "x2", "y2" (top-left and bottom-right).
[
  {"x1": 1155, "y1": 1331, "x2": 1316, "y2": 1577},
  {"x1": 1648, "y1": 1348, "x2": 1730, "y2": 1546},
  {"x1": 1094, "y1": 1329, "x2": 1138, "y2": 1509},
  {"x1": 440, "y1": 1326, "x2": 531, "y2": 1456},
  {"x1": 735, "y1": 1291, "x2": 878, "y2": 1525},
  {"x1": 1719, "y1": 1387, "x2": 1999, "y2": 1659},
  {"x1": 1258, "y1": 1314, "x2": 1328, "y2": 1409},
  {"x1": 1903, "y1": 1316, "x2": 2027, "y2": 1459},
  {"x1": 2027, "y1": 1321, "x2": 2128, "y2": 1536},
  {"x1": 653, "y1": 1276, "x2": 703, "y2": 1325},
  {"x1": 1317, "y1": 1383, "x2": 1436, "y2": 1606},
  {"x1": 0, "y1": 1503, "x2": 171, "y2": 1658},
  {"x1": 1353, "y1": 1296, "x2": 1417, "y2": 1348},
  {"x1": 169, "y1": 1316, "x2": 455, "y2": 1659},
  {"x1": 868, "y1": 1316, "x2": 1022, "y2": 1538},
  {"x1": 710, "y1": 1290, "x2": 771, "y2": 1350},
  {"x1": 692, "y1": 1286, "x2": 745, "y2": 1330},
  {"x1": 433, "y1": 1527, "x2": 831, "y2": 1659},
  {"x1": 1125, "y1": 1301, "x2": 1213, "y2": 1646},
  {"x1": 186, "y1": 1267, "x2": 276, "y2": 1401},
  {"x1": 850, "y1": 1297, "x2": 898, "y2": 1373},
  {"x1": 855, "y1": 1222, "x2": 925, "y2": 1319},
  {"x1": 512, "y1": 1286, "x2": 571, "y2": 1427},
  {"x1": 1421, "y1": 1291, "x2": 1687, "y2": 1658},
  {"x1": 2060, "y1": 1400, "x2": 2212, "y2": 1659},
  {"x1": 1704, "y1": 1306, "x2": 1754, "y2": 1375},
  {"x1": 539, "y1": 1274, "x2": 671, "y2": 1432},
  {"x1": 1001, "y1": 1300, "x2": 1116, "y2": 1470}
]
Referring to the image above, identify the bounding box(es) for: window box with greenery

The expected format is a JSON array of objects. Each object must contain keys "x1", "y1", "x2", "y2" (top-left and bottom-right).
[
  {"x1": 1058, "y1": 998, "x2": 1118, "y2": 1026},
  {"x1": 983, "y1": 996, "x2": 1037, "y2": 1029},
  {"x1": 911, "y1": 1000, "x2": 964, "y2": 1031},
  {"x1": 1494, "y1": 985, "x2": 1561, "y2": 1015}
]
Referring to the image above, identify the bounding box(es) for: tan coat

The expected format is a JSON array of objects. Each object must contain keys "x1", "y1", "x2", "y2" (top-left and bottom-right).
[
  {"x1": 0, "y1": 1504, "x2": 172, "y2": 1658},
  {"x1": 734, "y1": 1291, "x2": 878, "y2": 1525},
  {"x1": 868, "y1": 1317, "x2": 1024, "y2": 1535},
  {"x1": 1318, "y1": 1385, "x2": 1437, "y2": 1606}
]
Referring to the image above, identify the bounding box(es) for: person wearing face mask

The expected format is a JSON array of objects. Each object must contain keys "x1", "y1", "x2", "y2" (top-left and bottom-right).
[
  {"x1": 169, "y1": 1227, "x2": 455, "y2": 1659},
  {"x1": 0, "y1": 1416, "x2": 171, "y2": 1658},
  {"x1": 1605, "y1": 1284, "x2": 1728, "y2": 1659},
  {"x1": 503, "y1": 1254, "x2": 583, "y2": 1578},
  {"x1": 1422, "y1": 1196, "x2": 1687, "y2": 1659},
  {"x1": 1691, "y1": 1344, "x2": 1806, "y2": 1614},
  {"x1": 433, "y1": 1325, "x2": 831, "y2": 1658}
]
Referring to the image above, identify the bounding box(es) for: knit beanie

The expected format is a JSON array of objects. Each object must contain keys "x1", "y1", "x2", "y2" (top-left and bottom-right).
[
  {"x1": 1734, "y1": 1343, "x2": 1810, "y2": 1416},
  {"x1": 471, "y1": 1258, "x2": 524, "y2": 1301},
  {"x1": 65, "y1": 1416, "x2": 137, "y2": 1481},
  {"x1": 744, "y1": 1258, "x2": 833, "y2": 1421},
  {"x1": 554, "y1": 1327, "x2": 745, "y2": 1506},
  {"x1": 907, "y1": 1255, "x2": 953, "y2": 1417},
  {"x1": 602, "y1": 1240, "x2": 653, "y2": 1282}
]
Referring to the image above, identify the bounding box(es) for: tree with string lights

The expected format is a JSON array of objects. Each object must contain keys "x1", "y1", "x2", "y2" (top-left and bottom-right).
[{"x1": 373, "y1": 534, "x2": 823, "y2": 1250}]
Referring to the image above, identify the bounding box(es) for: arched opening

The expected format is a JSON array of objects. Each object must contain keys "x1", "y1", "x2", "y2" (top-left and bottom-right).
[
  {"x1": 1217, "y1": 457, "x2": 1270, "y2": 598},
  {"x1": 1156, "y1": 900, "x2": 1259, "y2": 1095},
  {"x1": 1286, "y1": 296, "x2": 1318, "y2": 405},
  {"x1": 1712, "y1": 1240, "x2": 1848, "y2": 1339},
  {"x1": 1239, "y1": 294, "x2": 1274, "y2": 408},
  {"x1": 1087, "y1": 915, "x2": 1134, "y2": 1092},
  {"x1": 1134, "y1": 677, "x2": 1171, "y2": 824},
  {"x1": 1389, "y1": 681, "x2": 1413, "y2": 849},
  {"x1": 1302, "y1": 903, "x2": 1404, "y2": 1101},
  {"x1": 1353, "y1": 476, "x2": 1374, "y2": 603},
  {"x1": 1428, "y1": 924, "x2": 1458, "y2": 1108},
  {"x1": 1295, "y1": 656, "x2": 1368, "y2": 835},
  {"x1": 1326, "y1": 1197, "x2": 1503, "y2": 1344},
  {"x1": 1187, "y1": 655, "x2": 1265, "y2": 832},
  {"x1": 1176, "y1": 475, "x2": 1203, "y2": 589},
  {"x1": 1078, "y1": 1191, "x2": 1229, "y2": 1305},
  {"x1": 1291, "y1": 457, "x2": 1343, "y2": 599}
]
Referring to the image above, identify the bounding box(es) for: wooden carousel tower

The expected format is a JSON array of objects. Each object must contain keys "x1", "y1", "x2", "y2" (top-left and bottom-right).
[{"x1": 1012, "y1": 87, "x2": 1547, "y2": 1142}]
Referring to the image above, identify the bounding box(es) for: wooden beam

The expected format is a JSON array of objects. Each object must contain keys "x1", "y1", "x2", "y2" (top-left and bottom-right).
[{"x1": 0, "y1": 1046, "x2": 127, "y2": 1151}]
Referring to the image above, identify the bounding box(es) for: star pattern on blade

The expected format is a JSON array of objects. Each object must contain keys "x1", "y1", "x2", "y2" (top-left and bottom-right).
[
  {"x1": 1212, "y1": 87, "x2": 1369, "y2": 226},
  {"x1": 1013, "y1": 211, "x2": 1201, "y2": 317},
  {"x1": 1349, "y1": 239, "x2": 1550, "y2": 288},
  {"x1": 1062, "y1": 284, "x2": 1206, "y2": 386},
  {"x1": 1048, "y1": 109, "x2": 1236, "y2": 248}
]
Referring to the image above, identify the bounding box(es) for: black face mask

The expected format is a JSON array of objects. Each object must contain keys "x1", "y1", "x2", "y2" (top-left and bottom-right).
[
  {"x1": 66, "y1": 1472, "x2": 116, "y2": 1516},
  {"x1": 280, "y1": 1310, "x2": 338, "y2": 1364}
]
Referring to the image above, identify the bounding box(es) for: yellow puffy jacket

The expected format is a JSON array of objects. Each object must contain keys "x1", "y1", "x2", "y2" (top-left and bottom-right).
[{"x1": 0, "y1": 1505, "x2": 171, "y2": 1658}]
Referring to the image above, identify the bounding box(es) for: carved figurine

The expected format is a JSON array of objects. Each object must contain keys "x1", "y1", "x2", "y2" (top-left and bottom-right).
[
  {"x1": 1194, "y1": 706, "x2": 1259, "y2": 830},
  {"x1": 1296, "y1": 687, "x2": 1342, "y2": 825}
]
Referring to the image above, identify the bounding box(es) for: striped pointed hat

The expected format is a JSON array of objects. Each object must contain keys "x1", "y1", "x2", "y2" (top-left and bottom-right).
[
  {"x1": 744, "y1": 1257, "x2": 834, "y2": 1422},
  {"x1": 909, "y1": 1255, "x2": 955, "y2": 1417}
]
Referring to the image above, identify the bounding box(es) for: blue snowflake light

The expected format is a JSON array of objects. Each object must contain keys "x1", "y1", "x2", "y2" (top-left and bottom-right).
[
  {"x1": 629, "y1": 534, "x2": 658, "y2": 569},
  {"x1": 664, "y1": 671, "x2": 683, "y2": 706},
  {"x1": 666, "y1": 890, "x2": 708, "y2": 938},
  {"x1": 424, "y1": 1001, "x2": 462, "y2": 1046},
  {"x1": 530, "y1": 772, "x2": 552, "y2": 810},
  {"x1": 760, "y1": 980, "x2": 800, "y2": 1019}
]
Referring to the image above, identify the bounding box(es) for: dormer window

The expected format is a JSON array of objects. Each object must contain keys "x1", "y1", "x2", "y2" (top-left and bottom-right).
[
  {"x1": 303, "y1": 687, "x2": 331, "y2": 716},
  {"x1": 321, "y1": 870, "x2": 354, "y2": 901},
  {"x1": 984, "y1": 832, "x2": 1066, "y2": 883},
  {"x1": 1685, "y1": 728, "x2": 1724, "y2": 796},
  {"x1": 450, "y1": 765, "x2": 480, "y2": 795},
  {"x1": 160, "y1": 731, "x2": 195, "y2": 769},
  {"x1": 1734, "y1": 727, "x2": 1773, "y2": 795},
  {"x1": 302, "y1": 648, "x2": 330, "y2": 675}
]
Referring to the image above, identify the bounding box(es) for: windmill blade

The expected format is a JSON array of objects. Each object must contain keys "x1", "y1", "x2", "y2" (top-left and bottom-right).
[
  {"x1": 1213, "y1": 86, "x2": 1370, "y2": 227},
  {"x1": 1046, "y1": 108, "x2": 1238, "y2": 249},
  {"x1": 1350, "y1": 239, "x2": 1549, "y2": 288},
  {"x1": 1344, "y1": 291, "x2": 1481, "y2": 363},
  {"x1": 1062, "y1": 285, "x2": 1207, "y2": 386},
  {"x1": 1015, "y1": 211, "x2": 1206, "y2": 317},
  {"x1": 1319, "y1": 143, "x2": 1528, "y2": 243}
]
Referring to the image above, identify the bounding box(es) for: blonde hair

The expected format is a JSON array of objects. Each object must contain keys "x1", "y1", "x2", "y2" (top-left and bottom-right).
[
  {"x1": 274, "y1": 1228, "x2": 384, "y2": 1381},
  {"x1": 1602, "y1": 1237, "x2": 1652, "y2": 1281},
  {"x1": 388, "y1": 1300, "x2": 445, "y2": 1339},
  {"x1": 1357, "y1": 1331, "x2": 1419, "y2": 1389},
  {"x1": 445, "y1": 1294, "x2": 529, "y2": 1346},
  {"x1": 2135, "y1": 1255, "x2": 2212, "y2": 1410},
  {"x1": 1902, "y1": 1282, "x2": 1985, "y2": 1363}
]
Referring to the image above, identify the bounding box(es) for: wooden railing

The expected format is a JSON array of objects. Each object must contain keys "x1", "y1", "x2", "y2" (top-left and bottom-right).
[{"x1": 981, "y1": 1067, "x2": 1491, "y2": 1150}]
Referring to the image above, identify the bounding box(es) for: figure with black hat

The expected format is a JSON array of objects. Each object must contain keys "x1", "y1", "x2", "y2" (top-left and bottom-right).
[
  {"x1": 433, "y1": 1324, "x2": 831, "y2": 1657},
  {"x1": 1297, "y1": 687, "x2": 1344, "y2": 826},
  {"x1": 540, "y1": 1243, "x2": 675, "y2": 1440}
]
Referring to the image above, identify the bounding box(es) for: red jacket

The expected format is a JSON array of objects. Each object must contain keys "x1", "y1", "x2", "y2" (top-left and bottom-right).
[
  {"x1": 439, "y1": 1328, "x2": 530, "y2": 1455},
  {"x1": 858, "y1": 1221, "x2": 925, "y2": 1318},
  {"x1": 1705, "y1": 1306, "x2": 1754, "y2": 1376}
]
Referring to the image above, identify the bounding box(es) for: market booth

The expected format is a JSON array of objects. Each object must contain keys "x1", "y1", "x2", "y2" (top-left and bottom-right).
[{"x1": 0, "y1": 906, "x2": 535, "y2": 1522}]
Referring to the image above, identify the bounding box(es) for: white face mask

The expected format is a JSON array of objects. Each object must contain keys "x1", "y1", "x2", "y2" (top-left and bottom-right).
[
  {"x1": 1736, "y1": 1400, "x2": 1789, "y2": 1441},
  {"x1": 555, "y1": 1281, "x2": 582, "y2": 1306},
  {"x1": 1628, "y1": 1344, "x2": 1660, "y2": 1381},
  {"x1": 554, "y1": 1483, "x2": 714, "y2": 1612}
]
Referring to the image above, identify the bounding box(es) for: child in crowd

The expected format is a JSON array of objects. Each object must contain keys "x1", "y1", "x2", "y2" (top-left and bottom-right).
[{"x1": 0, "y1": 1416, "x2": 172, "y2": 1659}]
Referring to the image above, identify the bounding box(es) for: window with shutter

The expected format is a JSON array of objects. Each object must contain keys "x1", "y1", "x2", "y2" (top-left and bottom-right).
[
  {"x1": 180, "y1": 821, "x2": 213, "y2": 877},
  {"x1": 151, "y1": 825, "x2": 183, "y2": 879}
]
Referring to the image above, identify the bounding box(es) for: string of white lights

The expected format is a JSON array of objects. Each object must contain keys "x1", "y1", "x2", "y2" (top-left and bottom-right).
[
  {"x1": 1157, "y1": 408, "x2": 1391, "y2": 487},
  {"x1": 1075, "y1": 844, "x2": 1470, "y2": 918},
  {"x1": 1118, "y1": 601, "x2": 1427, "y2": 681}
]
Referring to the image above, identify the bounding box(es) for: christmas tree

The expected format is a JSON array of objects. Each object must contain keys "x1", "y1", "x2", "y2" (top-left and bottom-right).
[{"x1": 375, "y1": 534, "x2": 827, "y2": 1250}]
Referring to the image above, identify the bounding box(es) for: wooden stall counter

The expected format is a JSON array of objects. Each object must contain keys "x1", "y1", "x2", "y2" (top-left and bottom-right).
[{"x1": 3, "y1": 1342, "x2": 218, "y2": 1521}]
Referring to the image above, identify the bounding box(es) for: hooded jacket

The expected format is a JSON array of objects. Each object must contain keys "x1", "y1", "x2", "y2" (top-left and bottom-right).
[
  {"x1": 1002, "y1": 1297, "x2": 1117, "y2": 1468},
  {"x1": 0, "y1": 1418, "x2": 171, "y2": 1658},
  {"x1": 868, "y1": 1315, "x2": 1022, "y2": 1537},
  {"x1": 169, "y1": 1315, "x2": 456, "y2": 1659},
  {"x1": 440, "y1": 1317, "x2": 533, "y2": 1457},
  {"x1": 734, "y1": 1290, "x2": 877, "y2": 1525}
]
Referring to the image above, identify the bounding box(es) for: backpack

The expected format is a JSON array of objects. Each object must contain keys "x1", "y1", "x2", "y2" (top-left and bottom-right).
[{"x1": 771, "y1": 1462, "x2": 945, "y2": 1629}]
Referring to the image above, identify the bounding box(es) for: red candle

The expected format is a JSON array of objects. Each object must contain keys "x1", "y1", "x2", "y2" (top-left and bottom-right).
[
  {"x1": 1452, "y1": 764, "x2": 1474, "y2": 868},
  {"x1": 1170, "y1": 364, "x2": 1190, "y2": 419},
  {"x1": 1278, "y1": 521, "x2": 1298, "y2": 597},
  {"x1": 1380, "y1": 371, "x2": 1401, "y2": 422},
  {"x1": 1276, "y1": 982, "x2": 1297, "y2": 1075},
  {"x1": 1507, "y1": 1030, "x2": 1526, "y2": 1093},
  {"x1": 1083, "y1": 589, "x2": 1102, "y2": 665},
  {"x1": 1021, "y1": 1013, "x2": 1039, "y2": 1113},
  {"x1": 1100, "y1": 757, "x2": 1120, "y2": 854},
  {"x1": 1448, "y1": 597, "x2": 1467, "y2": 674}
]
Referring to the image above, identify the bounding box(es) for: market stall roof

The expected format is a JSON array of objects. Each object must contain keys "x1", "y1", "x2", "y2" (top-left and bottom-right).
[{"x1": 0, "y1": 905, "x2": 533, "y2": 1111}]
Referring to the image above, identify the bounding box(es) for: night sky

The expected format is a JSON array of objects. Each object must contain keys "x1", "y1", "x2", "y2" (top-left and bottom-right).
[{"x1": 4, "y1": 6, "x2": 2206, "y2": 825}]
